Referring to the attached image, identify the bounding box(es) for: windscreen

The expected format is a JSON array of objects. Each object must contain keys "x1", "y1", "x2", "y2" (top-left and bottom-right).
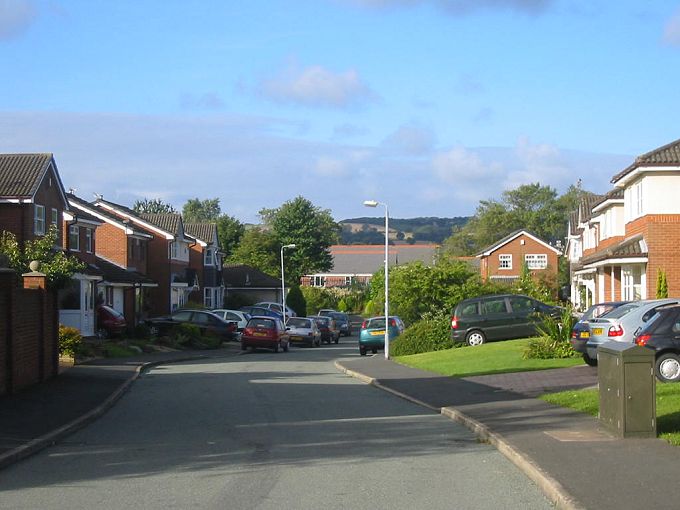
[
  {"x1": 287, "y1": 318, "x2": 310, "y2": 328},
  {"x1": 599, "y1": 302, "x2": 640, "y2": 320},
  {"x1": 248, "y1": 318, "x2": 275, "y2": 329}
]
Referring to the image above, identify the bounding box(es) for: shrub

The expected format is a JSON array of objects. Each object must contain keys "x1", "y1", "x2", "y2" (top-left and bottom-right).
[
  {"x1": 58, "y1": 325, "x2": 82, "y2": 357},
  {"x1": 391, "y1": 313, "x2": 454, "y2": 356},
  {"x1": 168, "y1": 323, "x2": 202, "y2": 348},
  {"x1": 524, "y1": 306, "x2": 577, "y2": 359},
  {"x1": 286, "y1": 285, "x2": 306, "y2": 317},
  {"x1": 131, "y1": 322, "x2": 152, "y2": 339}
]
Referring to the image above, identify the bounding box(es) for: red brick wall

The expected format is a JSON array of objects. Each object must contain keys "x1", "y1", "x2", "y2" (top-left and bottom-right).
[
  {"x1": 0, "y1": 270, "x2": 58, "y2": 396},
  {"x1": 643, "y1": 217, "x2": 680, "y2": 298},
  {"x1": 482, "y1": 234, "x2": 559, "y2": 281},
  {"x1": 95, "y1": 223, "x2": 129, "y2": 267},
  {"x1": 147, "y1": 238, "x2": 171, "y2": 316}
]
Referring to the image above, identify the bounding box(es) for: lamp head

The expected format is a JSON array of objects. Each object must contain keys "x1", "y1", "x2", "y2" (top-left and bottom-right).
[
  {"x1": 363, "y1": 200, "x2": 378, "y2": 208},
  {"x1": 283, "y1": 243, "x2": 296, "y2": 249}
]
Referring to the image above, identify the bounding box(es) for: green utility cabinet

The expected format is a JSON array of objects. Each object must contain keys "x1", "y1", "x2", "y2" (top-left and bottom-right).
[{"x1": 598, "y1": 342, "x2": 656, "y2": 438}]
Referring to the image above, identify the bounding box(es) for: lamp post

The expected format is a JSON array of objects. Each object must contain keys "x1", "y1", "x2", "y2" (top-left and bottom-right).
[
  {"x1": 363, "y1": 200, "x2": 390, "y2": 359},
  {"x1": 280, "y1": 244, "x2": 296, "y2": 320}
]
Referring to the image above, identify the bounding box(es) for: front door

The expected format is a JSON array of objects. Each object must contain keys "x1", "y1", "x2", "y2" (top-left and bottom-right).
[{"x1": 80, "y1": 279, "x2": 95, "y2": 337}]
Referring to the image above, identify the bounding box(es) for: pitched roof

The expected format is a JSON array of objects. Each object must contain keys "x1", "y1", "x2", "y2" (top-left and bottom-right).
[
  {"x1": 94, "y1": 198, "x2": 178, "y2": 238},
  {"x1": 223, "y1": 264, "x2": 281, "y2": 288},
  {"x1": 578, "y1": 194, "x2": 603, "y2": 224},
  {"x1": 477, "y1": 230, "x2": 561, "y2": 257},
  {"x1": 580, "y1": 234, "x2": 648, "y2": 266},
  {"x1": 184, "y1": 223, "x2": 217, "y2": 244},
  {"x1": 140, "y1": 213, "x2": 182, "y2": 235},
  {"x1": 68, "y1": 194, "x2": 152, "y2": 238},
  {"x1": 0, "y1": 153, "x2": 67, "y2": 205},
  {"x1": 591, "y1": 188, "x2": 624, "y2": 213},
  {"x1": 315, "y1": 244, "x2": 439, "y2": 275},
  {"x1": 612, "y1": 138, "x2": 680, "y2": 183}
]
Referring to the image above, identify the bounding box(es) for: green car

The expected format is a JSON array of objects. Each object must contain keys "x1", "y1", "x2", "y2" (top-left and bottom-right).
[{"x1": 359, "y1": 316, "x2": 404, "y2": 356}]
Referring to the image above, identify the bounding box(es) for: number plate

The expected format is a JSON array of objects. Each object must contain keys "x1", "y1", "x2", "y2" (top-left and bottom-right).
[
  {"x1": 592, "y1": 328, "x2": 603, "y2": 336},
  {"x1": 579, "y1": 331, "x2": 590, "y2": 338},
  {"x1": 253, "y1": 332, "x2": 267, "y2": 337},
  {"x1": 290, "y1": 335, "x2": 303, "y2": 341},
  {"x1": 370, "y1": 331, "x2": 385, "y2": 336}
]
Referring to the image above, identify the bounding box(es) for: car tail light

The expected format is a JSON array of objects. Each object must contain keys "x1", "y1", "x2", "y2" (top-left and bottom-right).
[
  {"x1": 389, "y1": 319, "x2": 396, "y2": 327},
  {"x1": 244, "y1": 327, "x2": 254, "y2": 336},
  {"x1": 571, "y1": 330, "x2": 577, "y2": 338},
  {"x1": 608, "y1": 325, "x2": 624, "y2": 337},
  {"x1": 636, "y1": 334, "x2": 651, "y2": 346},
  {"x1": 451, "y1": 316, "x2": 458, "y2": 329},
  {"x1": 361, "y1": 321, "x2": 367, "y2": 329}
]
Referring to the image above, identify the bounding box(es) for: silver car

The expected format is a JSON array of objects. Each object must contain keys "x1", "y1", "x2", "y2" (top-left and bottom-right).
[
  {"x1": 285, "y1": 317, "x2": 321, "y2": 347},
  {"x1": 585, "y1": 298, "x2": 680, "y2": 362}
]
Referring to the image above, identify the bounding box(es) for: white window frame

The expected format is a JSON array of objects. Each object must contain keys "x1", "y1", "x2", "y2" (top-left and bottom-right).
[
  {"x1": 204, "y1": 247, "x2": 214, "y2": 266},
  {"x1": 524, "y1": 254, "x2": 547, "y2": 270},
  {"x1": 85, "y1": 228, "x2": 93, "y2": 253},
  {"x1": 499, "y1": 254, "x2": 512, "y2": 270},
  {"x1": 622, "y1": 265, "x2": 645, "y2": 301},
  {"x1": 69, "y1": 225, "x2": 80, "y2": 251},
  {"x1": 34, "y1": 204, "x2": 45, "y2": 235},
  {"x1": 313, "y1": 276, "x2": 326, "y2": 287},
  {"x1": 51, "y1": 208, "x2": 58, "y2": 226},
  {"x1": 204, "y1": 287, "x2": 213, "y2": 308},
  {"x1": 169, "y1": 241, "x2": 178, "y2": 259}
]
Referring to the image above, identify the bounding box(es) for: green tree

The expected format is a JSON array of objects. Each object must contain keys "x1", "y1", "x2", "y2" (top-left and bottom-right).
[
  {"x1": 286, "y1": 285, "x2": 306, "y2": 317},
  {"x1": 227, "y1": 227, "x2": 279, "y2": 277},
  {"x1": 182, "y1": 198, "x2": 221, "y2": 222},
  {"x1": 260, "y1": 196, "x2": 340, "y2": 284},
  {"x1": 0, "y1": 225, "x2": 85, "y2": 289},
  {"x1": 657, "y1": 268, "x2": 669, "y2": 298},
  {"x1": 216, "y1": 214, "x2": 245, "y2": 256},
  {"x1": 132, "y1": 198, "x2": 176, "y2": 214}
]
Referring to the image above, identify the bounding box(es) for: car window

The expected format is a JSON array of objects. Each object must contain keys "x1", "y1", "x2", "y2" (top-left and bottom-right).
[
  {"x1": 508, "y1": 297, "x2": 533, "y2": 312},
  {"x1": 458, "y1": 302, "x2": 478, "y2": 316},
  {"x1": 288, "y1": 318, "x2": 310, "y2": 328},
  {"x1": 102, "y1": 306, "x2": 124, "y2": 318},
  {"x1": 192, "y1": 312, "x2": 210, "y2": 324},
  {"x1": 172, "y1": 311, "x2": 192, "y2": 321},
  {"x1": 248, "y1": 318, "x2": 275, "y2": 329},
  {"x1": 368, "y1": 318, "x2": 386, "y2": 329},
  {"x1": 603, "y1": 303, "x2": 640, "y2": 319},
  {"x1": 226, "y1": 312, "x2": 239, "y2": 321},
  {"x1": 672, "y1": 319, "x2": 680, "y2": 334},
  {"x1": 481, "y1": 298, "x2": 507, "y2": 314},
  {"x1": 587, "y1": 304, "x2": 617, "y2": 320}
]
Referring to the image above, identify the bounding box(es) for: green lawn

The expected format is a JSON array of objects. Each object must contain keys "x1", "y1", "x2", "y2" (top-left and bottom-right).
[
  {"x1": 394, "y1": 338, "x2": 583, "y2": 378},
  {"x1": 541, "y1": 384, "x2": 680, "y2": 446}
]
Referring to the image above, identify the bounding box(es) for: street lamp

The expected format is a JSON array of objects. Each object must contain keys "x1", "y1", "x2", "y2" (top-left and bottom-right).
[
  {"x1": 281, "y1": 244, "x2": 296, "y2": 320},
  {"x1": 363, "y1": 200, "x2": 390, "y2": 359}
]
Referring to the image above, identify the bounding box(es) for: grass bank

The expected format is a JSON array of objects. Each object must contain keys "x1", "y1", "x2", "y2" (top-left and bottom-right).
[{"x1": 394, "y1": 338, "x2": 582, "y2": 378}]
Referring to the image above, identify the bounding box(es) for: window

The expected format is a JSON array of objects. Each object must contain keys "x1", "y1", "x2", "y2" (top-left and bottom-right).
[
  {"x1": 313, "y1": 276, "x2": 326, "y2": 287},
  {"x1": 622, "y1": 265, "x2": 644, "y2": 301},
  {"x1": 85, "y1": 228, "x2": 93, "y2": 253},
  {"x1": 499, "y1": 254, "x2": 512, "y2": 270},
  {"x1": 345, "y1": 276, "x2": 352, "y2": 286},
  {"x1": 169, "y1": 242, "x2": 178, "y2": 259},
  {"x1": 525, "y1": 254, "x2": 547, "y2": 270},
  {"x1": 51, "y1": 208, "x2": 58, "y2": 226},
  {"x1": 626, "y1": 180, "x2": 644, "y2": 221},
  {"x1": 459, "y1": 302, "x2": 479, "y2": 317},
  {"x1": 481, "y1": 298, "x2": 507, "y2": 314},
  {"x1": 69, "y1": 225, "x2": 80, "y2": 251},
  {"x1": 508, "y1": 296, "x2": 533, "y2": 312},
  {"x1": 34, "y1": 204, "x2": 45, "y2": 235},
  {"x1": 204, "y1": 287, "x2": 213, "y2": 308},
  {"x1": 204, "y1": 248, "x2": 214, "y2": 266}
]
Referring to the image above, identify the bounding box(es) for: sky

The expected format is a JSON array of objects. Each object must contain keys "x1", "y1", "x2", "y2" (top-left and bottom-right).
[{"x1": 2, "y1": 0, "x2": 680, "y2": 223}]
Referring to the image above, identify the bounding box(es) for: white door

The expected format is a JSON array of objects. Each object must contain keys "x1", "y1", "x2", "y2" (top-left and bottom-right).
[
  {"x1": 113, "y1": 287, "x2": 125, "y2": 314},
  {"x1": 80, "y1": 280, "x2": 95, "y2": 337}
]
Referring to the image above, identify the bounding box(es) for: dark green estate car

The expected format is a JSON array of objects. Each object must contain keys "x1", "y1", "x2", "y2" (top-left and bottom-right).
[{"x1": 450, "y1": 294, "x2": 562, "y2": 346}]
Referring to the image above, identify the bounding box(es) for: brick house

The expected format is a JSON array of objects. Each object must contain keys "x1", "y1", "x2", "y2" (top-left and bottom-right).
[
  {"x1": 478, "y1": 230, "x2": 561, "y2": 284},
  {"x1": 185, "y1": 223, "x2": 224, "y2": 309},
  {"x1": 0, "y1": 153, "x2": 68, "y2": 247},
  {"x1": 301, "y1": 244, "x2": 439, "y2": 288},
  {"x1": 67, "y1": 194, "x2": 157, "y2": 327},
  {"x1": 93, "y1": 199, "x2": 193, "y2": 316},
  {"x1": 567, "y1": 138, "x2": 680, "y2": 309}
]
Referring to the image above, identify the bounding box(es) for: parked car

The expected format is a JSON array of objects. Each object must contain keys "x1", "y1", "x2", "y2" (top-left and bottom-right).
[
  {"x1": 239, "y1": 305, "x2": 284, "y2": 320},
  {"x1": 570, "y1": 301, "x2": 630, "y2": 366},
  {"x1": 635, "y1": 304, "x2": 680, "y2": 382},
  {"x1": 359, "y1": 316, "x2": 405, "y2": 356},
  {"x1": 255, "y1": 301, "x2": 297, "y2": 318},
  {"x1": 318, "y1": 309, "x2": 336, "y2": 316},
  {"x1": 286, "y1": 317, "x2": 321, "y2": 347},
  {"x1": 211, "y1": 309, "x2": 251, "y2": 331},
  {"x1": 327, "y1": 311, "x2": 352, "y2": 337},
  {"x1": 241, "y1": 316, "x2": 290, "y2": 353},
  {"x1": 450, "y1": 294, "x2": 563, "y2": 346},
  {"x1": 580, "y1": 298, "x2": 680, "y2": 364},
  {"x1": 316, "y1": 314, "x2": 340, "y2": 343},
  {"x1": 145, "y1": 309, "x2": 237, "y2": 341},
  {"x1": 312, "y1": 316, "x2": 334, "y2": 344},
  {"x1": 96, "y1": 305, "x2": 127, "y2": 338}
]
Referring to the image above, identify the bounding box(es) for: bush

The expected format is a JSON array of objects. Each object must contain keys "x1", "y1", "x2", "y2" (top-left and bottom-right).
[
  {"x1": 286, "y1": 285, "x2": 306, "y2": 317},
  {"x1": 391, "y1": 313, "x2": 454, "y2": 356},
  {"x1": 58, "y1": 325, "x2": 82, "y2": 357},
  {"x1": 131, "y1": 322, "x2": 152, "y2": 339},
  {"x1": 523, "y1": 306, "x2": 577, "y2": 359},
  {"x1": 169, "y1": 323, "x2": 202, "y2": 348}
]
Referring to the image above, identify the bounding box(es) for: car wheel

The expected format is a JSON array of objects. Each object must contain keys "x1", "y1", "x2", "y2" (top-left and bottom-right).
[
  {"x1": 582, "y1": 353, "x2": 598, "y2": 367},
  {"x1": 273, "y1": 342, "x2": 279, "y2": 353},
  {"x1": 334, "y1": 337, "x2": 339, "y2": 344},
  {"x1": 359, "y1": 346, "x2": 367, "y2": 356},
  {"x1": 149, "y1": 325, "x2": 159, "y2": 337},
  {"x1": 655, "y1": 353, "x2": 680, "y2": 382},
  {"x1": 465, "y1": 330, "x2": 486, "y2": 347},
  {"x1": 315, "y1": 339, "x2": 320, "y2": 347},
  {"x1": 371, "y1": 348, "x2": 377, "y2": 354},
  {"x1": 95, "y1": 328, "x2": 108, "y2": 340},
  {"x1": 240, "y1": 342, "x2": 247, "y2": 351},
  {"x1": 283, "y1": 342, "x2": 289, "y2": 352}
]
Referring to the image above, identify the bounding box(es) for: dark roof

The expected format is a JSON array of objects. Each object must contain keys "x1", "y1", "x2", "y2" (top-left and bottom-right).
[
  {"x1": 580, "y1": 235, "x2": 647, "y2": 266},
  {"x1": 579, "y1": 194, "x2": 603, "y2": 223},
  {"x1": 612, "y1": 138, "x2": 680, "y2": 183},
  {"x1": 185, "y1": 223, "x2": 216, "y2": 244},
  {"x1": 68, "y1": 194, "x2": 151, "y2": 237},
  {"x1": 223, "y1": 264, "x2": 281, "y2": 288},
  {"x1": 591, "y1": 188, "x2": 624, "y2": 211},
  {"x1": 0, "y1": 153, "x2": 66, "y2": 202},
  {"x1": 327, "y1": 244, "x2": 438, "y2": 274},
  {"x1": 140, "y1": 213, "x2": 182, "y2": 235},
  {"x1": 96, "y1": 257, "x2": 156, "y2": 286}
]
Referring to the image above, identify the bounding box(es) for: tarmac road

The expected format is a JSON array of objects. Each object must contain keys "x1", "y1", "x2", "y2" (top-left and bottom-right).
[{"x1": 0, "y1": 340, "x2": 552, "y2": 510}]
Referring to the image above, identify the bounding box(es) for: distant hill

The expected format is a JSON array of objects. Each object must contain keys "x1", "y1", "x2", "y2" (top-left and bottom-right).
[{"x1": 339, "y1": 216, "x2": 470, "y2": 245}]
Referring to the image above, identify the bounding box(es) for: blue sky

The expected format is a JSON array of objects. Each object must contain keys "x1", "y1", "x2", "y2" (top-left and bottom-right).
[{"x1": 2, "y1": 0, "x2": 680, "y2": 222}]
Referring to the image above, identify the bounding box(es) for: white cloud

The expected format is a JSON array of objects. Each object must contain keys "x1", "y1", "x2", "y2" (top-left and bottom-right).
[
  {"x1": 0, "y1": 0, "x2": 37, "y2": 40},
  {"x1": 382, "y1": 123, "x2": 435, "y2": 155},
  {"x1": 314, "y1": 157, "x2": 349, "y2": 177},
  {"x1": 259, "y1": 64, "x2": 377, "y2": 109},
  {"x1": 663, "y1": 8, "x2": 680, "y2": 46}
]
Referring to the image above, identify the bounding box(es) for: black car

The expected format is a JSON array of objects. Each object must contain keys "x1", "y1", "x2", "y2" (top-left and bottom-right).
[
  {"x1": 145, "y1": 309, "x2": 237, "y2": 341},
  {"x1": 450, "y1": 294, "x2": 563, "y2": 346},
  {"x1": 571, "y1": 301, "x2": 629, "y2": 366},
  {"x1": 635, "y1": 304, "x2": 680, "y2": 382},
  {"x1": 328, "y1": 311, "x2": 352, "y2": 337}
]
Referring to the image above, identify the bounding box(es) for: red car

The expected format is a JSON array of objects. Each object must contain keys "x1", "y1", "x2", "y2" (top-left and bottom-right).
[
  {"x1": 96, "y1": 305, "x2": 127, "y2": 338},
  {"x1": 241, "y1": 316, "x2": 290, "y2": 353}
]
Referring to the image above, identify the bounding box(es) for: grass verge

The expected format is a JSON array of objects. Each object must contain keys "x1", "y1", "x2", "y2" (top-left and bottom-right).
[
  {"x1": 541, "y1": 385, "x2": 680, "y2": 446},
  {"x1": 394, "y1": 338, "x2": 582, "y2": 378}
]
